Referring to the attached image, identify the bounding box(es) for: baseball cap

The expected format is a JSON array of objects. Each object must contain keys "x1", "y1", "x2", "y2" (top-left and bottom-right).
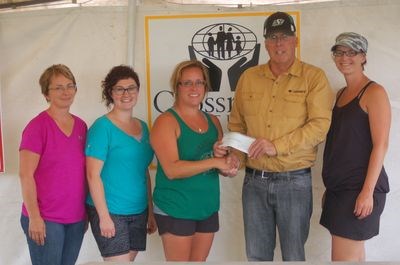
[
  {"x1": 331, "y1": 32, "x2": 368, "y2": 53},
  {"x1": 263, "y1": 12, "x2": 296, "y2": 38}
]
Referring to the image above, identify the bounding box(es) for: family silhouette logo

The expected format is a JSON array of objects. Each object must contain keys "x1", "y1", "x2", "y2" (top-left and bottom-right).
[
  {"x1": 191, "y1": 23, "x2": 257, "y2": 61},
  {"x1": 188, "y1": 23, "x2": 260, "y2": 92}
]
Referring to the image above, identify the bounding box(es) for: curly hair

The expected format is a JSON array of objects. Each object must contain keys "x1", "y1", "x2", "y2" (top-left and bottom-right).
[{"x1": 102, "y1": 65, "x2": 140, "y2": 107}]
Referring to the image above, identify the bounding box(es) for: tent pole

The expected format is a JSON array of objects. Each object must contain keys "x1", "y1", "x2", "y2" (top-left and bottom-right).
[{"x1": 127, "y1": 0, "x2": 137, "y2": 66}]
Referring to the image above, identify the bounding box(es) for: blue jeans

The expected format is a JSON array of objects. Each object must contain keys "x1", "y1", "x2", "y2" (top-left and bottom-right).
[
  {"x1": 20, "y1": 214, "x2": 85, "y2": 265},
  {"x1": 242, "y1": 169, "x2": 313, "y2": 261}
]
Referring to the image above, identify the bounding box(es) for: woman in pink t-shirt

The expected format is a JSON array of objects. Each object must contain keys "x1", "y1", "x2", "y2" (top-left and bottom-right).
[{"x1": 19, "y1": 64, "x2": 87, "y2": 265}]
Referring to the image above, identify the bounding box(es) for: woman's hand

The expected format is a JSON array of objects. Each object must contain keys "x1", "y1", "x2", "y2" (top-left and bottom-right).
[
  {"x1": 147, "y1": 211, "x2": 157, "y2": 234},
  {"x1": 29, "y1": 216, "x2": 46, "y2": 246},
  {"x1": 215, "y1": 154, "x2": 240, "y2": 177},
  {"x1": 219, "y1": 153, "x2": 240, "y2": 177},
  {"x1": 213, "y1": 140, "x2": 229, "y2": 158},
  {"x1": 99, "y1": 214, "x2": 115, "y2": 238},
  {"x1": 354, "y1": 190, "x2": 374, "y2": 219}
]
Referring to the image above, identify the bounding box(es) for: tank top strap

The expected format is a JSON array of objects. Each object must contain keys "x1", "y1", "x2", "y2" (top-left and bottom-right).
[
  {"x1": 203, "y1": 111, "x2": 213, "y2": 125},
  {"x1": 357, "y1": 81, "x2": 375, "y2": 99},
  {"x1": 167, "y1": 108, "x2": 182, "y2": 122},
  {"x1": 167, "y1": 108, "x2": 213, "y2": 129},
  {"x1": 336, "y1": 87, "x2": 346, "y2": 101}
]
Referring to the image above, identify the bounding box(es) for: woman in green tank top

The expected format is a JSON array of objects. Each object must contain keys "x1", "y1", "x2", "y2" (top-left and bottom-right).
[{"x1": 151, "y1": 60, "x2": 239, "y2": 261}]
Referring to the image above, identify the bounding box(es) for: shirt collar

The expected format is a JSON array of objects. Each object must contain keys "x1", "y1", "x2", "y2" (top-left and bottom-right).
[{"x1": 262, "y1": 58, "x2": 302, "y2": 79}]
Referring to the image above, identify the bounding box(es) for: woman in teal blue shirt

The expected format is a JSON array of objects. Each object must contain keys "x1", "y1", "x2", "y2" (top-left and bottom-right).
[{"x1": 86, "y1": 65, "x2": 156, "y2": 262}]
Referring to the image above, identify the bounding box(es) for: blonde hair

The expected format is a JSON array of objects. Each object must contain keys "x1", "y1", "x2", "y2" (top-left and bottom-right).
[{"x1": 170, "y1": 60, "x2": 211, "y2": 100}]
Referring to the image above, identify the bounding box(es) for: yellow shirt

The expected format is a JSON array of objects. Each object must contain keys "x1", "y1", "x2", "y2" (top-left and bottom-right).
[{"x1": 228, "y1": 59, "x2": 334, "y2": 172}]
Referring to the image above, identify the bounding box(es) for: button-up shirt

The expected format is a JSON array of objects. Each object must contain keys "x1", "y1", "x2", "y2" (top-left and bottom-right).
[{"x1": 228, "y1": 58, "x2": 334, "y2": 172}]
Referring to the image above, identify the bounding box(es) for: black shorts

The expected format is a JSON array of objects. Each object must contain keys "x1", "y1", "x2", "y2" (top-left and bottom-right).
[
  {"x1": 154, "y1": 212, "x2": 219, "y2": 236},
  {"x1": 87, "y1": 205, "x2": 148, "y2": 257},
  {"x1": 320, "y1": 190, "x2": 386, "y2": 240}
]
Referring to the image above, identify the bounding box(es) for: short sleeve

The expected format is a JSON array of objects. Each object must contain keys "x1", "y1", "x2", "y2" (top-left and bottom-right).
[
  {"x1": 19, "y1": 118, "x2": 45, "y2": 155},
  {"x1": 85, "y1": 118, "x2": 109, "y2": 161}
]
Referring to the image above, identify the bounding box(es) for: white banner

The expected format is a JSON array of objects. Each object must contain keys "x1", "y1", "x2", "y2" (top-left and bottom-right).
[{"x1": 144, "y1": 11, "x2": 300, "y2": 130}]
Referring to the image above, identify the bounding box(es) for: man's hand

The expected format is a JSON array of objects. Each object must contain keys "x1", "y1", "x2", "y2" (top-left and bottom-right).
[
  {"x1": 248, "y1": 138, "x2": 277, "y2": 159},
  {"x1": 219, "y1": 153, "x2": 240, "y2": 177}
]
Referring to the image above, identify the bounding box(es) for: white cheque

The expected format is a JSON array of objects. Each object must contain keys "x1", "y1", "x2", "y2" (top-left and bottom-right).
[{"x1": 221, "y1": 132, "x2": 256, "y2": 154}]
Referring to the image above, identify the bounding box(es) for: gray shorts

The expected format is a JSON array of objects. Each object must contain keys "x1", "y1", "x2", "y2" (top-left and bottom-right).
[
  {"x1": 86, "y1": 205, "x2": 148, "y2": 257},
  {"x1": 154, "y1": 210, "x2": 219, "y2": 236}
]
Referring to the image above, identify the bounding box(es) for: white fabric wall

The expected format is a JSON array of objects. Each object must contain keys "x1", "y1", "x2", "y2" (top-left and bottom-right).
[{"x1": 0, "y1": 1, "x2": 399, "y2": 264}]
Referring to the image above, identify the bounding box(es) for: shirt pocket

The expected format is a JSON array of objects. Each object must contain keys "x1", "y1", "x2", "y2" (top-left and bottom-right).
[
  {"x1": 282, "y1": 90, "x2": 307, "y2": 118},
  {"x1": 242, "y1": 92, "x2": 264, "y2": 116}
]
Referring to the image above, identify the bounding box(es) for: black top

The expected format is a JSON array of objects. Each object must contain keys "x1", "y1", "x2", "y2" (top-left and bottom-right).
[{"x1": 322, "y1": 81, "x2": 389, "y2": 192}]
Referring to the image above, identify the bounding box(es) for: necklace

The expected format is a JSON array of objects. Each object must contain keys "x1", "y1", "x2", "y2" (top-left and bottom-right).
[{"x1": 173, "y1": 106, "x2": 205, "y2": 133}]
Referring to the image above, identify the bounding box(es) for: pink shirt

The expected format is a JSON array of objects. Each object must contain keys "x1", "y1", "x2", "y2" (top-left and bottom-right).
[{"x1": 20, "y1": 111, "x2": 87, "y2": 224}]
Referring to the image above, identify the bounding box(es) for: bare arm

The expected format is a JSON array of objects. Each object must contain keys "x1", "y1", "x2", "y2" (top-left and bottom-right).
[
  {"x1": 211, "y1": 114, "x2": 227, "y2": 159},
  {"x1": 19, "y1": 150, "x2": 45, "y2": 246},
  {"x1": 150, "y1": 112, "x2": 233, "y2": 179},
  {"x1": 86, "y1": 156, "x2": 115, "y2": 238},
  {"x1": 355, "y1": 83, "x2": 391, "y2": 219},
  {"x1": 146, "y1": 170, "x2": 157, "y2": 234}
]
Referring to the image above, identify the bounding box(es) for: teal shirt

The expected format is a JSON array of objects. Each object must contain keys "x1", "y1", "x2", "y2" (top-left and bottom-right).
[
  {"x1": 85, "y1": 115, "x2": 154, "y2": 215},
  {"x1": 153, "y1": 108, "x2": 220, "y2": 220}
]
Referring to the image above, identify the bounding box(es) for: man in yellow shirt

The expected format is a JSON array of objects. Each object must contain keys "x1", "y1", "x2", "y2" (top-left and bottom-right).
[{"x1": 228, "y1": 11, "x2": 333, "y2": 261}]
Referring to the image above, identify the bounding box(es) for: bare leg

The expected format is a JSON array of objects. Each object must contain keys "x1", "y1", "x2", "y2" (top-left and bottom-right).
[
  {"x1": 103, "y1": 250, "x2": 138, "y2": 262},
  {"x1": 161, "y1": 233, "x2": 192, "y2": 261},
  {"x1": 331, "y1": 235, "x2": 365, "y2": 261},
  {"x1": 189, "y1": 232, "x2": 215, "y2": 261},
  {"x1": 160, "y1": 232, "x2": 215, "y2": 261}
]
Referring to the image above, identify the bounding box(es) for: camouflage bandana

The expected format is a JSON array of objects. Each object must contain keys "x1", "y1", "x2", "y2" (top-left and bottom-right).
[{"x1": 331, "y1": 32, "x2": 368, "y2": 53}]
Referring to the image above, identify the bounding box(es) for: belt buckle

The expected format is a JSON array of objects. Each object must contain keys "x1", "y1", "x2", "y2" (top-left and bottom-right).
[{"x1": 260, "y1": 170, "x2": 269, "y2": 179}]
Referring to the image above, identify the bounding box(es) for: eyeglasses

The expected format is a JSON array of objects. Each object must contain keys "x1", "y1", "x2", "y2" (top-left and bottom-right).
[
  {"x1": 112, "y1": 85, "x2": 139, "y2": 95},
  {"x1": 179, "y1": 80, "x2": 206, "y2": 88},
  {"x1": 49, "y1": 83, "x2": 76, "y2": 92},
  {"x1": 332, "y1": 50, "x2": 360, "y2": 57},
  {"x1": 266, "y1": 33, "x2": 292, "y2": 43}
]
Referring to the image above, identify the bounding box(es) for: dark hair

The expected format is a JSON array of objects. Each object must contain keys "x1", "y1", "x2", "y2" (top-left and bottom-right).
[
  {"x1": 39, "y1": 64, "x2": 76, "y2": 101},
  {"x1": 102, "y1": 65, "x2": 140, "y2": 107},
  {"x1": 362, "y1": 59, "x2": 367, "y2": 70}
]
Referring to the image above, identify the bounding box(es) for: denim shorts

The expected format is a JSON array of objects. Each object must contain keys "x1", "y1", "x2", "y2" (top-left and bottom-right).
[
  {"x1": 86, "y1": 205, "x2": 148, "y2": 258},
  {"x1": 154, "y1": 211, "x2": 219, "y2": 236}
]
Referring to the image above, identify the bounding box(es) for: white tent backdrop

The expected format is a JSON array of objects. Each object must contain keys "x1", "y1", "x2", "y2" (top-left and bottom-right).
[{"x1": 0, "y1": 0, "x2": 399, "y2": 264}]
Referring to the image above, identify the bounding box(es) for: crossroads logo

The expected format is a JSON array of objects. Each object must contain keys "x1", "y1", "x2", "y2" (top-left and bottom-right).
[{"x1": 153, "y1": 22, "x2": 261, "y2": 126}]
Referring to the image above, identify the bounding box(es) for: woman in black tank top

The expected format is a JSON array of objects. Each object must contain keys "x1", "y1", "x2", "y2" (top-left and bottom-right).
[{"x1": 320, "y1": 32, "x2": 391, "y2": 261}]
